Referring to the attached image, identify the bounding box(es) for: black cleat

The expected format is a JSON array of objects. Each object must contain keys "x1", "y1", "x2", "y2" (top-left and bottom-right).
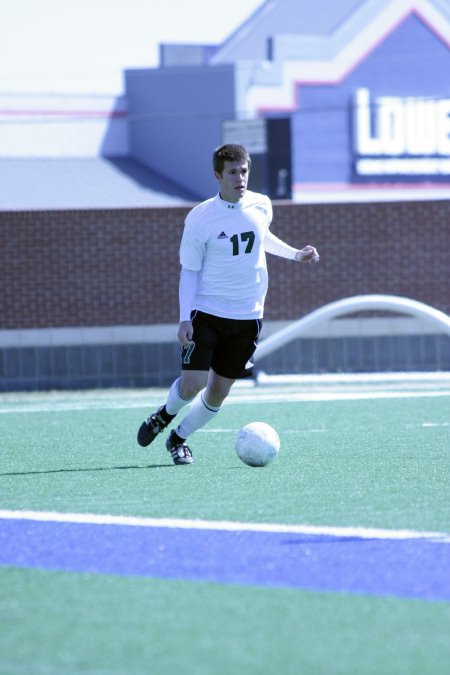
[
  {"x1": 166, "y1": 430, "x2": 193, "y2": 465},
  {"x1": 137, "y1": 406, "x2": 171, "y2": 447}
]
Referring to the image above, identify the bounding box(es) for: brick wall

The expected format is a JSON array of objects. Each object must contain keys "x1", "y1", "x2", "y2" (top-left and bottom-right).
[{"x1": 1, "y1": 199, "x2": 450, "y2": 330}]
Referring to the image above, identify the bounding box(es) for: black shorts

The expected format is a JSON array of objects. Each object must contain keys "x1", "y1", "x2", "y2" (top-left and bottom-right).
[{"x1": 180, "y1": 310, "x2": 262, "y2": 379}]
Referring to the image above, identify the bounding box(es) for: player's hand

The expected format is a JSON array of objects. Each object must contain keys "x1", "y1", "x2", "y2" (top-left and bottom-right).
[
  {"x1": 177, "y1": 320, "x2": 194, "y2": 346},
  {"x1": 295, "y1": 245, "x2": 319, "y2": 264}
]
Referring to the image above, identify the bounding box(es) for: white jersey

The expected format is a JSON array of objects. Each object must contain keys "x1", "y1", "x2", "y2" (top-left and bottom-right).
[{"x1": 180, "y1": 190, "x2": 273, "y2": 320}]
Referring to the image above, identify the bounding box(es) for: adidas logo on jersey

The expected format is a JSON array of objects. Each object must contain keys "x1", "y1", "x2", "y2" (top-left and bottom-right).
[{"x1": 217, "y1": 231, "x2": 228, "y2": 239}]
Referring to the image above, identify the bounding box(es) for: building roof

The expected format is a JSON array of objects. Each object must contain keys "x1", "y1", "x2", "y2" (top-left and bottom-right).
[
  {"x1": 0, "y1": 157, "x2": 198, "y2": 211},
  {"x1": 210, "y1": 0, "x2": 450, "y2": 64},
  {"x1": 210, "y1": 0, "x2": 372, "y2": 62}
]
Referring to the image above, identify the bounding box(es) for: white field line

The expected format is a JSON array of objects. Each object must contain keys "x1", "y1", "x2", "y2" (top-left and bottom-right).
[
  {"x1": 202, "y1": 424, "x2": 448, "y2": 432},
  {"x1": 0, "y1": 509, "x2": 448, "y2": 543},
  {"x1": 1, "y1": 389, "x2": 450, "y2": 414},
  {"x1": 256, "y1": 372, "x2": 450, "y2": 385},
  {"x1": 198, "y1": 428, "x2": 328, "y2": 433},
  {"x1": 422, "y1": 422, "x2": 450, "y2": 427}
]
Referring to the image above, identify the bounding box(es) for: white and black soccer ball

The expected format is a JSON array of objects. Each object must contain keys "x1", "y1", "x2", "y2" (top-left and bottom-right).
[{"x1": 235, "y1": 421, "x2": 280, "y2": 467}]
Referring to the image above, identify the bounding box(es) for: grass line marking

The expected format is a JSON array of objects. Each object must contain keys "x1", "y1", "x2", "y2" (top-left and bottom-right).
[
  {"x1": 1, "y1": 389, "x2": 450, "y2": 414},
  {"x1": 1, "y1": 510, "x2": 448, "y2": 542}
]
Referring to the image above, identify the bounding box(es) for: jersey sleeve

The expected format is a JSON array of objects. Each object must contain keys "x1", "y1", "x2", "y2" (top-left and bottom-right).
[
  {"x1": 179, "y1": 211, "x2": 205, "y2": 271},
  {"x1": 265, "y1": 195, "x2": 273, "y2": 226},
  {"x1": 263, "y1": 230, "x2": 298, "y2": 259},
  {"x1": 179, "y1": 268, "x2": 199, "y2": 322},
  {"x1": 255, "y1": 193, "x2": 273, "y2": 230}
]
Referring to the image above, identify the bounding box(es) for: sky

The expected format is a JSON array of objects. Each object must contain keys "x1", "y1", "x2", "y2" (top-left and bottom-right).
[{"x1": 0, "y1": 0, "x2": 264, "y2": 95}]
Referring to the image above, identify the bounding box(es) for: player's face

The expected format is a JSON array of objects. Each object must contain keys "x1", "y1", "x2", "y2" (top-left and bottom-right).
[{"x1": 215, "y1": 160, "x2": 249, "y2": 203}]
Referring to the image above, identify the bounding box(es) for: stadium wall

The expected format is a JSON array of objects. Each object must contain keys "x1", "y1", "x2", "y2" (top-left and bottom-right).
[{"x1": 1, "y1": 199, "x2": 450, "y2": 390}]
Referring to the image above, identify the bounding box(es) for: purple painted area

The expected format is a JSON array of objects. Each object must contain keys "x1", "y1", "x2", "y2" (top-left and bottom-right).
[
  {"x1": 0, "y1": 519, "x2": 449, "y2": 601},
  {"x1": 293, "y1": 14, "x2": 450, "y2": 184}
]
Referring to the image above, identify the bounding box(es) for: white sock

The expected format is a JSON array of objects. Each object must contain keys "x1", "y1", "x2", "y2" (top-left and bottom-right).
[
  {"x1": 165, "y1": 377, "x2": 194, "y2": 416},
  {"x1": 176, "y1": 392, "x2": 221, "y2": 439}
]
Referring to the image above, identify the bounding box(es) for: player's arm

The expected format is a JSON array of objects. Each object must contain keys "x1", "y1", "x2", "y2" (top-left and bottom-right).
[
  {"x1": 177, "y1": 267, "x2": 199, "y2": 346},
  {"x1": 264, "y1": 231, "x2": 319, "y2": 263},
  {"x1": 178, "y1": 212, "x2": 205, "y2": 347}
]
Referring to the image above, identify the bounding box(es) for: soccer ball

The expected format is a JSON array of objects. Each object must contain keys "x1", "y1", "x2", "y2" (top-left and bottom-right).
[{"x1": 235, "y1": 421, "x2": 280, "y2": 467}]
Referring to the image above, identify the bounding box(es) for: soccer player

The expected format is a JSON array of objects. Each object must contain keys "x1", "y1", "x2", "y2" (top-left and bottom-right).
[{"x1": 137, "y1": 144, "x2": 319, "y2": 464}]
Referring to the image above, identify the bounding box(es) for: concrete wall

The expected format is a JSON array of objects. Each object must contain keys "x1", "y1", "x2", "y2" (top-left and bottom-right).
[{"x1": 125, "y1": 65, "x2": 238, "y2": 200}]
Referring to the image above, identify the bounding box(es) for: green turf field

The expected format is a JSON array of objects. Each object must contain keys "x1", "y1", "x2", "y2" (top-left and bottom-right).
[{"x1": 1, "y1": 378, "x2": 449, "y2": 675}]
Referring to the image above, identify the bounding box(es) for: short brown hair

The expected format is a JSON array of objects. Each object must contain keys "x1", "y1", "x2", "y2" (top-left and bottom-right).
[{"x1": 213, "y1": 144, "x2": 251, "y2": 175}]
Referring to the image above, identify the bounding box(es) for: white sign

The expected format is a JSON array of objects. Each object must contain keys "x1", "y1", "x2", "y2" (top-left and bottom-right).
[
  {"x1": 222, "y1": 119, "x2": 267, "y2": 154},
  {"x1": 354, "y1": 88, "x2": 450, "y2": 175}
]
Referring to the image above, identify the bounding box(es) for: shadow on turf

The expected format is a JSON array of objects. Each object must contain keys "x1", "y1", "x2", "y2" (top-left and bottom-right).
[{"x1": 0, "y1": 463, "x2": 175, "y2": 476}]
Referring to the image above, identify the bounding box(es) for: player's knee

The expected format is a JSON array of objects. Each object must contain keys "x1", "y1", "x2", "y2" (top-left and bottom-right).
[
  {"x1": 204, "y1": 390, "x2": 226, "y2": 408},
  {"x1": 180, "y1": 382, "x2": 203, "y2": 400},
  {"x1": 179, "y1": 373, "x2": 206, "y2": 400},
  {"x1": 204, "y1": 380, "x2": 233, "y2": 407}
]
